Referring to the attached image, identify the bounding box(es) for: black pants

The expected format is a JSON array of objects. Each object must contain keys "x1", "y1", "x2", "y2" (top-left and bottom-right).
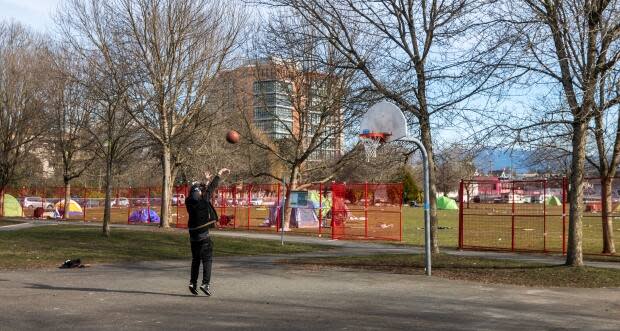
[{"x1": 190, "y1": 238, "x2": 213, "y2": 285}]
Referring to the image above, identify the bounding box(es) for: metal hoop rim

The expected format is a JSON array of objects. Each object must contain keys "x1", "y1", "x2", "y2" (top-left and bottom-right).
[{"x1": 359, "y1": 132, "x2": 391, "y2": 143}]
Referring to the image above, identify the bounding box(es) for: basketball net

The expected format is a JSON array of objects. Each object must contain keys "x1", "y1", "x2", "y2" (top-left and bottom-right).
[{"x1": 359, "y1": 133, "x2": 388, "y2": 162}]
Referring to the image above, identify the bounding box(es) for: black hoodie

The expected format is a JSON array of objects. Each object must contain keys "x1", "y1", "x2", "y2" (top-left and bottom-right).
[{"x1": 186, "y1": 175, "x2": 220, "y2": 241}]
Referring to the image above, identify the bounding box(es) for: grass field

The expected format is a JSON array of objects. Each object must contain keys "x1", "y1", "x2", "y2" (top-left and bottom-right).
[
  {"x1": 0, "y1": 225, "x2": 328, "y2": 269},
  {"x1": 403, "y1": 207, "x2": 459, "y2": 247},
  {"x1": 0, "y1": 219, "x2": 23, "y2": 227},
  {"x1": 283, "y1": 253, "x2": 620, "y2": 288},
  {"x1": 8, "y1": 202, "x2": 620, "y2": 257},
  {"x1": 402, "y1": 206, "x2": 620, "y2": 257}
]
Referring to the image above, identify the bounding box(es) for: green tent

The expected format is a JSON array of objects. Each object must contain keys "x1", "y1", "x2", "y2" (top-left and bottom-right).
[
  {"x1": 308, "y1": 190, "x2": 331, "y2": 218},
  {"x1": 437, "y1": 196, "x2": 458, "y2": 210},
  {"x1": 546, "y1": 196, "x2": 562, "y2": 206},
  {"x1": 2, "y1": 194, "x2": 23, "y2": 217}
]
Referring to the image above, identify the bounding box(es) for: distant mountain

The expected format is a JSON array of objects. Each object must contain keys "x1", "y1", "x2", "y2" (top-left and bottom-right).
[{"x1": 474, "y1": 149, "x2": 531, "y2": 173}]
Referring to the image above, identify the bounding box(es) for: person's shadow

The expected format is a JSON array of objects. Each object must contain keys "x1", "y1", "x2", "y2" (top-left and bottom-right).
[{"x1": 26, "y1": 283, "x2": 197, "y2": 298}]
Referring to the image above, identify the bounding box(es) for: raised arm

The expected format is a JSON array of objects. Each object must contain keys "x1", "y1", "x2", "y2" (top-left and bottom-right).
[
  {"x1": 205, "y1": 168, "x2": 229, "y2": 196},
  {"x1": 205, "y1": 176, "x2": 220, "y2": 195}
]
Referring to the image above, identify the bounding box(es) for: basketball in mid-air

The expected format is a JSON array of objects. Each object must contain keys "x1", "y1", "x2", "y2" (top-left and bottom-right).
[{"x1": 226, "y1": 130, "x2": 240, "y2": 144}]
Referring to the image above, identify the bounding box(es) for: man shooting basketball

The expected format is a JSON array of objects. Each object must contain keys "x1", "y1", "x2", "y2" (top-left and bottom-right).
[{"x1": 186, "y1": 168, "x2": 229, "y2": 296}]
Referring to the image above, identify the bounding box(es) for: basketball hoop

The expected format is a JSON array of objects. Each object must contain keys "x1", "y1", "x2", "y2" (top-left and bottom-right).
[
  {"x1": 359, "y1": 132, "x2": 390, "y2": 162},
  {"x1": 359, "y1": 101, "x2": 432, "y2": 276}
]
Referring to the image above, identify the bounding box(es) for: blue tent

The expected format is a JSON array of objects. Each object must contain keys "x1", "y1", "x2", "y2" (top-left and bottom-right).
[
  {"x1": 265, "y1": 199, "x2": 319, "y2": 228},
  {"x1": 128, "y1": 209, "x2": 160, "y2": 223},
  {"x1": 291, "y1": 201, "x2": 319, "y2": 228}
]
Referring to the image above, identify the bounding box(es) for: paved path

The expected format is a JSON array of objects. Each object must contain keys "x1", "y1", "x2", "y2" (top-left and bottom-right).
[
  {"x1": 1, "y1": 256, "x2": 619, "y2": 330},
  {"x1": 1, "y1": 220, "x2": 620, "y2": 330}
]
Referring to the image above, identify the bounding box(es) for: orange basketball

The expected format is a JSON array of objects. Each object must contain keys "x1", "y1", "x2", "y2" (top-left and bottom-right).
[{"x1": 226, "y1": 130, "x2": 240, "y2": 144}]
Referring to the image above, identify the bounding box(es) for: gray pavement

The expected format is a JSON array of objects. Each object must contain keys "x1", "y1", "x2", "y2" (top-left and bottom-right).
[
  {"x1": 1, "y1": 256, "x2": 619, "y2": 330},
  {"x1": 2, "y1": 221, "x2": 620, "y2": 330}
]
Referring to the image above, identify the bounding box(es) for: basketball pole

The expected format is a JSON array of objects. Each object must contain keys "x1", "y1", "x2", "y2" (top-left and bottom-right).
[
  {"x1": 360, "y1": 101, "x2": 431, "y2": 275},
  {"x1": 400, "y1": 136, "x2": 432, "y2": 276},
  {"x1": 281, "y1": 176, "x2": 286, "y2": 246}
]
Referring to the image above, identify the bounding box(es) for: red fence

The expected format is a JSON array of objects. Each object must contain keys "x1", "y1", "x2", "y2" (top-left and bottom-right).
[
  {"x1": 332, "y1": 183, "x2": 403, "y2": 241},
  {"x1": 1, "y1": 182, "x2": 404, "y2": 241},
  {"x1": 459, "y1": 177, "x2": 619, "y2": 255}
]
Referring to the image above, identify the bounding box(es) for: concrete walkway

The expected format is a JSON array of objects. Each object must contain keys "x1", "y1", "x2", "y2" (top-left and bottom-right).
[
  {"x1": 1, "y1": 219, "x2": 620, "y2": 330},
  {"x1": 1, "y1": 256, "x2": 619, "y2": 330},
  {"x1": 2, "y1": 219, "x2": 620, "y2": 269}
]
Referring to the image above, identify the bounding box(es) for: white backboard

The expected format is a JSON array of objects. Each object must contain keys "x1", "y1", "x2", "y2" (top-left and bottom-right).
[{"x1": 359, "y1": 101, "x2": 408, "y2": 142}]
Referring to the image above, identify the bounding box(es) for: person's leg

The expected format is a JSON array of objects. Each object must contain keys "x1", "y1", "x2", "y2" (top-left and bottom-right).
[
  {"x1": 199, "y1": 238, "x2": 213, "y2": 295},
  {"x1": 189, "y1": 240, "x2": 201, "y2": 295}
]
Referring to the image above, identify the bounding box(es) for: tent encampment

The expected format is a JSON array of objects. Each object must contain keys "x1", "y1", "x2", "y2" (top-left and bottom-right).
[
  {"x1": 290, "y1": 201, "x2": 319, "y2": 228},
  {"x1": 374, "y1": 185, "x2": 388, "y2": 203},
  {"x1": 128, "y1": 209, "x2": 160, "y2": 223},
  {"x1": 265, "y1": 195, "x2": 322, "y2": 228},
  {"x1": 308, "y1": 190, "x2": 330, "y2": 218},
  {"x1": 546, "y1": 196, "x2": 562, "y2": 206},
  {"x1": 55, "y1": 199, "x2": 83, "y2": 215},
  {"x1": 2, "y1": 194, "x2": 23, "y2": 217},
  {"x1": 437, "y1": 196, "x2": 458, "y2": 210}
]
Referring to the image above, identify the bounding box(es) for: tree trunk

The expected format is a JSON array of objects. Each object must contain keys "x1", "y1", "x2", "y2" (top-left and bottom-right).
[
  {"x1": 420, "y1": 116, "x2": 439, "y2": 253},
  {"x1": 566, "y1": 120, "x2": 587, "y2": 266},
  {"x1": 170, "y1": 166, "x2": 179, "y2": 227},
  {"x1": 282, "y1": 165, "x2": 299, "y2": 231},
  {"x1": 0, "y1": 187, "x2": 4, "y2": 218},
  {"x1": 102, "y1": 159, "x2": 113, "y2": 237},
  {"x1": 601, "y1": 176, "x2": 616, "y2": 254},
  {"x1": 63, "y1": 179, "x2": 71, "y2": 220},
  {"x1": 160, "y1": 146, "x2": 172, "y2": 228}
]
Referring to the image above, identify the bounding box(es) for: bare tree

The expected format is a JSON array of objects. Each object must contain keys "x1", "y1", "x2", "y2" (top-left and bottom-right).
[
  {"x1": 435, "y1": 144, "x2": 477, "y2": 196},
  {"x1": 496, "y1": 0, "x2": 620, "y2": 265},
  {"x1": 85, "y1": 62, "x2": 145, "y2": 236},
  {"x1": 238, "y1": 15, "x2": 361, "y2": 230},
  {"x1": 0, "y1": 22, "x2": 48, "y2": 195},
  {"x1": 587, "y1": 72, "x2": 620, "y2": 254},
  {"x1": 57, "y1": 0, "x2": 247, "y2": 227},
  {"x1": 47, "y1": 48, "x2": 96, "y2": 219},
  {"x1": 334, "y1": 142, "x2": 409, "y2": 183},
  {"x1": 267, "y1": 0, "x2": 512, "y2": 252},
  {"x1": 525, "y1": 145, "x2": 572, "y2": 177},
  {"x1": 56, "y1": 0, "x2": 148, "y2": 235},
  {"x1": 120, "y1": 0, "x2": 246, "y2": 227}
]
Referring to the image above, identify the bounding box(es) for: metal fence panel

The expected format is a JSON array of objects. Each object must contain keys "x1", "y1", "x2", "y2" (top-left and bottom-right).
[
  {"x1": 459, "y1": 177, "x2": 619, "y2": 255},
  {"x1": 1, "y1": 181, "x2": 404, "y2": 242}
]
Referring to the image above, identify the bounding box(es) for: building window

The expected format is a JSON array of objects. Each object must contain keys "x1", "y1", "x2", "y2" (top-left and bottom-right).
[
  {"x1": 253, "y1": 80, "x2": 292, "y2": 96},
  {"x1": 253, "y1": 80, "x2": 294, "y2": 139}
]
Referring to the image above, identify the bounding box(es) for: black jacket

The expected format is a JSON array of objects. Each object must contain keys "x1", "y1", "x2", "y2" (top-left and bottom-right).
[{"x1": 186, "y1": 176, "x2": 220, "y2": 239}]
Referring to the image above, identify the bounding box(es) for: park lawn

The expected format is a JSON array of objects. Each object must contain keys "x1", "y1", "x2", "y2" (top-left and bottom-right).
[
  {"x1": 402, "y1": 206, "x2": 620, "y2": 260},
  {"x1": 43, "y1": 203, "x2": 619, "y2": 256},
  {"x1": 0, "y1": 225, "x2": 328, "y2": 269},
  {"x1": 402, "y1": 206, "x2": 459, "y2": 248},
  {"x1": 283, "y1": 253, "x2": 620, "y2": 288}
]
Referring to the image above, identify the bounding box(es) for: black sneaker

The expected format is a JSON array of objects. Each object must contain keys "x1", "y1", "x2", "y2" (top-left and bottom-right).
[
  {"x1": 199, "y1": 283, "x2": 211, "y2": 296},
  {"x1": 188, "y1": 283, "x2": 198, "y2": 295}
]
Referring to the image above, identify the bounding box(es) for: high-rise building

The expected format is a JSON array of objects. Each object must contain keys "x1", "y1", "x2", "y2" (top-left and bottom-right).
[{"x1": 215, "y1": 58, "x2": 343, "y2": 161}]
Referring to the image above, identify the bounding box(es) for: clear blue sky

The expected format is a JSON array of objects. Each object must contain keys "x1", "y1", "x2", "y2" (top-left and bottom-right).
[{"x1": 0, "y1": 0, "x2": 59, "y2": 32}]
